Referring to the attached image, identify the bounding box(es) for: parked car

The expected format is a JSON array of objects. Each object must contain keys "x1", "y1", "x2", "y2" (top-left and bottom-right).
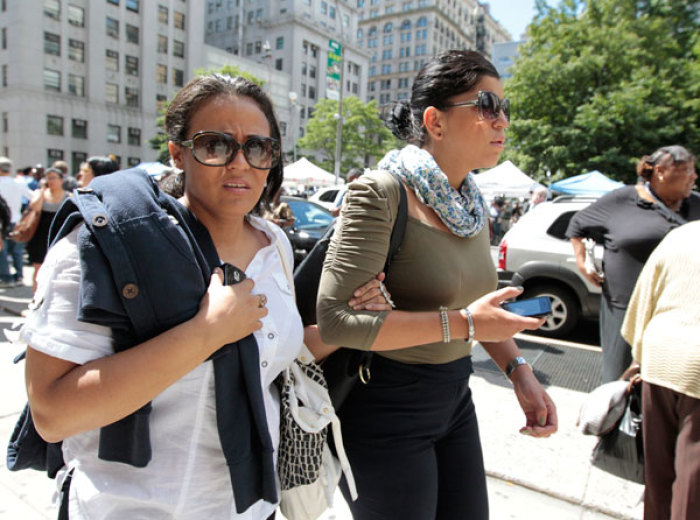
[
  {"x1": 308, "y1": 186, "x2": 347, "y2": 214},
  {"x1": 497, "y1": 196, "x2": 603, "y2": 338},
  {"x1": 281, "y1": 196, "x2": 334, "y2": 266}
]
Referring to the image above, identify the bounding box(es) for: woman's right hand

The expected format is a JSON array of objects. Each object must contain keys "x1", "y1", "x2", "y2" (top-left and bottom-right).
[
  {"x1": 463, "y1": 286, "x2": 546, "y2": 342},
  {"x1": 195, "y1": 268, "x2": 267, "y2": 353}
]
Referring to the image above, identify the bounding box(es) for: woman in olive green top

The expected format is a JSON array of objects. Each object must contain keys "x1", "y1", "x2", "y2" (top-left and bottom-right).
[{"x1": 316, "y1": 50, "x2": 558, "y2": 519}]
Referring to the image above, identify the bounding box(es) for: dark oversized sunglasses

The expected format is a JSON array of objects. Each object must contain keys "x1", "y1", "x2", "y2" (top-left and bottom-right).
[
  {"x1": 178, "y1": 131, "x2": 281, "y2": 170},
  {"x1": 444, "y1": 91, "x2": 510, "y2": 122}
]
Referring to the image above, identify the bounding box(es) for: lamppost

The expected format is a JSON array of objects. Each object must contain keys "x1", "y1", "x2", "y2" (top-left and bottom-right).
[
  {"x1": 288, "y1": 91, "x2": 299, "y2": 162},
  {"x1": 261, "y1": 40, "x2": 272, "y2": 94}
]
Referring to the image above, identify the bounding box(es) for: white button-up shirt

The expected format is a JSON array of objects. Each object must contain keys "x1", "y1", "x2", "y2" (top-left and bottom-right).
[{"x1": 19, "y1": 216, "x2": 303, "y2": 519}]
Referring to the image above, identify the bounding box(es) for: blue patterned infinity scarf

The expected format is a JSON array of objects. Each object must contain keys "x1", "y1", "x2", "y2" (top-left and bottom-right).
[{"x1": 378, "y1": 145, "x2": 486, "y2": 238}]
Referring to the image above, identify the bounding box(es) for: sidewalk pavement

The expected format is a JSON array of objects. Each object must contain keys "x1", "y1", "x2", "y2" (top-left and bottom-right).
[{"x1": 0, "y1": 282, "x2": 643, "y2": 519}]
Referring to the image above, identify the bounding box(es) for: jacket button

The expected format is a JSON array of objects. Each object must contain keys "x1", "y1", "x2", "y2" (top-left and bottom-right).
[
  {"x1": 92, "y1": 214, "x2": 108, "y2": 227},
  {"x1": 122, "y1": 283, "x2": 139, "y2": 299}
]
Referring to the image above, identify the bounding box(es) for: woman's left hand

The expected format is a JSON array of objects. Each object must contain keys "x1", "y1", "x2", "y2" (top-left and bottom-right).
[
  {"x1": 511, "y1": 367, "x2": 558, "y2": 437},
  {"x1": 348, "y1": 272, "x2": 393, "y2": 311}
]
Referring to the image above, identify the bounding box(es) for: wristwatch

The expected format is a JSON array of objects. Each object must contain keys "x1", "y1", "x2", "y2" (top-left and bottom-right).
[{"x1": 505, "y1": 356, "x2": 528, "y2": 379}]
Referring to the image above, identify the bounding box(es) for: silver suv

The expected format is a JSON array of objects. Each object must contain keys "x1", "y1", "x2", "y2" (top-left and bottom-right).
[{"x1": 497, "y1": 196, "x2": 602, "y2": 338}]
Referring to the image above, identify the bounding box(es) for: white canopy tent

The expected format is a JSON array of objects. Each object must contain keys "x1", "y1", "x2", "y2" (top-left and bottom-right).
[
  {"x1": 473, "y1": 160, "x2": 539, "y2": 199},
  {"x1": 283, "y1": 157, "x2": 344, "y2": 188}
]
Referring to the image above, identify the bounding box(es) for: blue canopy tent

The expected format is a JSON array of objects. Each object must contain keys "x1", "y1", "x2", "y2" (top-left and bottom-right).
[{"x1": 550, "y1": 171, "x2": 623, "y2": 196}]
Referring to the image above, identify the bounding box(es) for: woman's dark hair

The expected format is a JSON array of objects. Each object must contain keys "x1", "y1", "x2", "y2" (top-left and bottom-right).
[
  {"x1": 87, "y1": 156, "x2": 119, "y2": 177},
  {"x1": 165, "y1": 74, "x2": 283, "y2": 214},
  {"x1": 636, "y1": 145, "x2": 695, "y2": 180},
  {"x1": 385, "y1": 50, "x2": 500, "y2": 145},
  {"x1": 44, "y1": 167, "x2": 64, "y2": 179}
]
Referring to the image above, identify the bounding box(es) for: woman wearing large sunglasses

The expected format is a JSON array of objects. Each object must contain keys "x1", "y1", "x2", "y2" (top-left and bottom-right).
[
  {"x1": 20, "y1": 74, "x2": 389, "y2": 519},
  {"x1": 315, "y1": 50, "x2": 558, "y2": 519}
]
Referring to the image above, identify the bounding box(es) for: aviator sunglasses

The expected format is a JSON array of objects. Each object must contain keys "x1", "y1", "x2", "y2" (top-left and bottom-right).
[
  {"x1": 178, "y1": 131, "x2": 281, "y2": 170},
  {"x1": 444, "y1": 91, "x2": 510, "y2": 122}
]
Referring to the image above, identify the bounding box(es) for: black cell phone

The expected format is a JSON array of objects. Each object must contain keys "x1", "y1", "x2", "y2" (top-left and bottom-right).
[
  {"x1": 222, "y1": 263, "x2": 246, "y2": 286},
  {"x1": 501, "y1": 296, "x2": 552, "y2": 318}
]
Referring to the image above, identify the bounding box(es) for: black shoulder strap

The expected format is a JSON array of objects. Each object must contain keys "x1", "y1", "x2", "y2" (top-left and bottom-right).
[{"x1": 384, "y1": 173, "x2": 407, "y2": 272}]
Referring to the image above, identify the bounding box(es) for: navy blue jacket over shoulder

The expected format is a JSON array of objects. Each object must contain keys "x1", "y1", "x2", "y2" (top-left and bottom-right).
[{"x1": 48, "y1": 168, "x2": 277, "y2": 513}]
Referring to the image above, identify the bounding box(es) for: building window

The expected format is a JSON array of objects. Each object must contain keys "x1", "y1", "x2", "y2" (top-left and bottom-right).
[
  {"x1": 126, "y1": 0, "x2": 139, "y2": 12},
  {"x1": 308, "y1": 86, "x2": 316, "y2": 99},
  {"x1": 173, "y1": 68, "x2": 184, "y2": 87},
  {"x1": 106, "y1": 50, "x2": 119, "y2": 71},
  {"x1": 245, "y1": 42, "x2": 253, "y2": 56},
  {"x1": 174, "y1": 11, "x2": 185, "y2": 29},
  {"x1": 47, "y1": 149, "x2": 64, "y2": 166},
  {"x1": 69, "y1": 39, "x2": 84, "y2": 62},
  {"x1": 309, "y1": 65, "x2": 316, "y2": 79},
  {"x1": 127, "y1": 157, "x2": 140, "y2": 167},
  {"x1": 107, "y1": 124, "x2": 121, "y2": 144},
  {"x1": 125, "y1": 87, "x2": 139, "y2": 107},
  {"x1": 128, "y1": 127, "x2": 141, "y2": 146},
  {"x1": 68, "y1": 5, "x2": 85, "y2": 26},
  {"x1": 1, "y1": 64, "x2": 6, "y2": 87},
  {"x1": 72, "y1": 119, "x2": 88, "y2": 139},
  {"x1": 126, "y1": 24, "x2": 139, "y2": 44},
  {"x1": 106, "y1": 17, "x2": 119, "y2": 39},
  {"x1": 158, "y1": 5, "x2": 168, "y2": 24},
  {"x1": 44, "y1": 0, "x2": 60, "y2": 20},
  {"x1": 156, "y1": 94, "x2": 167, "y2": 110},
  {"x1": 107, "y1": 0, "x2": 119, "y2": 5},
  {"x1": 156, "y1": 64, "x2": 167, "y2": 84},
  {"x1": 43, "y1": 69, "x2": 60, "y2": 92},
  {"x1": 69, "y1": 74, "x2": 85, "y2": 97},
  {"x1": 106, "y1": 83, "x2": 119, "y2": 103},
  {"x1": 173, "y1": 40, "x2": 184, "y2": 58},
  {"x1": 1, "y1": 28, "x2": 6, "y2": 50},
  {"x1": 276, "y1": 36, "x2": 284, "y2": 50},
  {"x1": 2, "y1": 112, "x2": 7, "y2": 133},
  {"x1": 275, "y1": 58, "x2": 283, "y2": 71},
  {"x1": 46, "y1": 115, "x2": 64, "y2": 136},
  {"x1": 44, "y1": 32, "x2": 61, "y2": 56},
  {"x1": 72, "y1": 152, "x2": 88, "y2": 175},
  {"x1": 255, "y1": 41, "x2": 262, "y2": 54},
  {"x1": 158, "y1": 35, "x2": 168, "y2": 53},
  {"x1": 125, "y1": 55, "x2": 139, "y2": 76}
]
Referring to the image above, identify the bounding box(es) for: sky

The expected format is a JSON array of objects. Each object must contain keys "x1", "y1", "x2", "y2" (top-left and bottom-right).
[{"x1": 484, "y1": 0, "x2": 539, "y2": 41}]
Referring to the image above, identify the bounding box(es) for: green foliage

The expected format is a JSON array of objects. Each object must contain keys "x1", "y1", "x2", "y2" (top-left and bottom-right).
[
  {"x1": 504, "y1": 0, "x2": 700, "y2": 184},
  {"x1": 149, "y1": 65, "x2": 265, "y2": 164},
  {"x1": 296, "y1": 97, "x2": 399, "y2": 176}
]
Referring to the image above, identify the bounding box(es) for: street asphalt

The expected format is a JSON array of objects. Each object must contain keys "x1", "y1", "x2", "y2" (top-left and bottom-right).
[{"x1": 0, "y1": 276, "x2": 644, "y2": 519}]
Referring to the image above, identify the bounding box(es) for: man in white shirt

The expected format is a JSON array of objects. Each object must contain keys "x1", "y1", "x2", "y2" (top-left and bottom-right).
[{"x1": 0, "y1": 156, "x2": 34, "y2": 287}]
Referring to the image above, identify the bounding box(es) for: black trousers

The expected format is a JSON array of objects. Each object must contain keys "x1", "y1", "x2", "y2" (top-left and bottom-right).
[{"x1": 338, "y1": 355, "x2": 488, "y2": 520}]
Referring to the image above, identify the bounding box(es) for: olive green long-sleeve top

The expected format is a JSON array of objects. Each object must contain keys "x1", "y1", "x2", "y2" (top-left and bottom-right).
[{"x1": 316, "y1": 170, "x2": 497, "y2": 365}]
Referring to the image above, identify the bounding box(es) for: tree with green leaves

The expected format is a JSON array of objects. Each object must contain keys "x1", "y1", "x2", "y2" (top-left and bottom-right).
[
  {"x1": 149, "y1": 65, "x2": 264, "y2": 164},
  {"x1": 296, "y1": 97, "x2": 398, "y2": 176},
  {"x1": 504, "y1": 0, "x2": 700, "y2": 184}
]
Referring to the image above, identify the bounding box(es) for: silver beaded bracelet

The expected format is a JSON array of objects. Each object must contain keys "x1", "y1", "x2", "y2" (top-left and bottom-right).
[{"x1": 439, "y1": 307, "x2": 450, "y2": 343}]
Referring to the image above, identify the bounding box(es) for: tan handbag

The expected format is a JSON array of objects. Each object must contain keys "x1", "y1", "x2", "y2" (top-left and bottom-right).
[{"x1": 10, "y1": 207, "x2": 41, "y2": 243}]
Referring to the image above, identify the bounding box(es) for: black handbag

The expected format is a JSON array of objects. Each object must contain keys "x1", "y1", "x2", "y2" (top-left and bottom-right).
[
  {"x1": 591, "y1": 381, "x2": 644, "y2": 484},
  {"x1": 294, "y1": 173, "x2": 408, "y2": 411}
]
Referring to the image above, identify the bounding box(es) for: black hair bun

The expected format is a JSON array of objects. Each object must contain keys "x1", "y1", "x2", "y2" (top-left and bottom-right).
[{"x1": 385, "y1": 100, "x2": 414, "y2": 141}]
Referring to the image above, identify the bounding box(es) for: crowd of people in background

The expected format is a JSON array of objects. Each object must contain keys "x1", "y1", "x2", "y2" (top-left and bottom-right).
[{"x1": 0, "y1": 155, "x2": 119, "y2": 290}]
